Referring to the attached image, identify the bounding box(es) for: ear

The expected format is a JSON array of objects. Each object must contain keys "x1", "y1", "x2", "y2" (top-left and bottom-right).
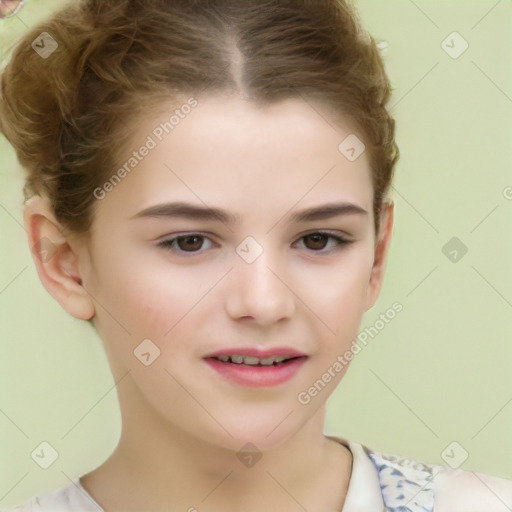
[
  {"x1": 23, "y1": 195, "x2": 95, "y2": 320},
  {"x1": 364, "y1": 201, "x2": 394, "y2": 311}
]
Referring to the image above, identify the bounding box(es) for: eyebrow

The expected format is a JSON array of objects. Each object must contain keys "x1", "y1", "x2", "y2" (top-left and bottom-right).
[{"x1": 130, "y1": 201, "x2": 368, "y2": 224}]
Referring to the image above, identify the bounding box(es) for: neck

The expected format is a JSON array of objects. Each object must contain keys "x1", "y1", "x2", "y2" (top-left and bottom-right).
[{"x1": 81, "y1": 374, "x2": 352, "y2": 512}]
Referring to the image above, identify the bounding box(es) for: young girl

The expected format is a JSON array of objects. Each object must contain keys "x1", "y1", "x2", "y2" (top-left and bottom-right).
[{"x1": 1, "y1": 1, "x2": 511, "y2": 511}]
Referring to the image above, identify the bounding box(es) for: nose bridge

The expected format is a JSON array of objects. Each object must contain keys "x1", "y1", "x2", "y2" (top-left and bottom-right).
[{"x1": 227, "y1": 236, "x2": 295, "y2": 323}]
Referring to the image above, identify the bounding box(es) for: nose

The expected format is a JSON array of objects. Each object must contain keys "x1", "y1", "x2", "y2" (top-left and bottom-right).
[{"x1": 225, "y1": 245, "x2": 296, "y2": 326}]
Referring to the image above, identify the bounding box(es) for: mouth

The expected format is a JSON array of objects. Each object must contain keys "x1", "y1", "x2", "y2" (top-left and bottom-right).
[
  {"x1": 211, "y1": 354, "x2": 302, "y2": 366},
  {"x1": 203, "y1": 349, "x2": 308, "y2": 387}
]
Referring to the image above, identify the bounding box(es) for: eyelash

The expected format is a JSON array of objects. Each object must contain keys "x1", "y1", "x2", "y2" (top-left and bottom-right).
[{"x1": 156, "y1": 231, "x2": 353, "y2": 256}]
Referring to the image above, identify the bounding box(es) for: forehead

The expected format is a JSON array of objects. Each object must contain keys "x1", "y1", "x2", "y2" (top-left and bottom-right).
[
  {"x1": 150, "y1": 94, "x2": 360, "y2": 157},
  {"x1": 95, "y1": 94, "x2": 373, "y2": 222}
]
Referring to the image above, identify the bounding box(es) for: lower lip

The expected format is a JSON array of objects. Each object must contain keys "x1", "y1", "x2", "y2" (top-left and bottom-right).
[{"x1": 204, "y1": 357, "x2": 308, "y2": 387}]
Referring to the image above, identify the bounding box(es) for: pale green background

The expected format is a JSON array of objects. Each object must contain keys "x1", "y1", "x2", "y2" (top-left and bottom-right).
[{"x1": 1, "y1": 0, "x2": 511, "y2": 508}]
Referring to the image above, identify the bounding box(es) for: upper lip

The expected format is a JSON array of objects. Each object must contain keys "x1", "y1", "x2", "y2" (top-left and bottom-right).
[{"x1": 204, "y1": 347, "x2": 307, "y2": 358}]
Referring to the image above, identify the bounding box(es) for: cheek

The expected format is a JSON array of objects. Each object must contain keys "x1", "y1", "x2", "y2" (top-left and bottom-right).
[
  {"x1": 91, "y1": 244, "x2": 206, "y2": 334},
  {"x1": 116, "y1": 276, "x2": 200, "y2": 341},
  {"x1": 92, "y1": 271, "x2": 201, "y2": 384},
  {"x1": 297, "y1": 248, "x2": 374, "y2": 336}
]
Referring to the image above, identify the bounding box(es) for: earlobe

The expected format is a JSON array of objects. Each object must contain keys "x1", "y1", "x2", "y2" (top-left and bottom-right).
[
  {"x1": 23, "y1": 195, "x2": 95, "y2": 320},
  {"x1": 364, "y1": 201, "x2": 394, "y2": 311}
]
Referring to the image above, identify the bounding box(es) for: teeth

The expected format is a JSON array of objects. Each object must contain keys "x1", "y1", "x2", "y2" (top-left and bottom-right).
[
  {"x1": 214, "y1": 354, "x2": 294, "y2": 365},
  {"x1": 260, "y1": 355, "x2": 288, "y2": 365},
  {"x1": 243, "y1": 356, "x2": 260, "y2": 365}
]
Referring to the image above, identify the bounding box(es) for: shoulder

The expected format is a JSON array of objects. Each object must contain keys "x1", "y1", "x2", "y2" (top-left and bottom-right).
[
  {"x1": 433, "y1": 466, "x2": 512, "y2": 512},
  {"x1": 0, "y1": 479, "x2": 102, "y2": 512},
  {"x1": 0, "y1": 498, "x2": 34, "y2": 512},
  {"x1": 364, "y1": 445, "x2": 512, "y2": 512}
]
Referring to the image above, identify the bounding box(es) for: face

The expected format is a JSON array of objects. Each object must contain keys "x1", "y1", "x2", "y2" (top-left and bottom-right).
[{"x1": 75, "y1": 94, "x2": 390, "y2": 452}]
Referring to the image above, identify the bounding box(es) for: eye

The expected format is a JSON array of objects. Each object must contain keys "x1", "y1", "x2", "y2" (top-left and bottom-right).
[
  {"x1": 157, "y1": 230, "x2": 352, "y2": 256},
  {"x1": 294, "y1": 231, "x2": 352, "y2": 253},
  {"x1": 157, "y1": 234, "x2": 214, "y2": 255}
]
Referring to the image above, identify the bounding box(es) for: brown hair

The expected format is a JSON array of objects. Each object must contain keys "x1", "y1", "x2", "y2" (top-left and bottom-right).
[{"x1": 0, "y1": 0, "x2": 398, "y2": 237}]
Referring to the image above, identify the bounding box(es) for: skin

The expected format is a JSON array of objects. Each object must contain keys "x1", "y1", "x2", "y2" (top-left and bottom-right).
[{"x1": 24, "y1": 93, "x2": 394, "y2": 512}]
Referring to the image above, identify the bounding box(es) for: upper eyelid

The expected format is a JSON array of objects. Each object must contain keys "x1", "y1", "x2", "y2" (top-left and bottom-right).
[{"x1": 158, "y1": 229, "x2": 353, "y2": 243}]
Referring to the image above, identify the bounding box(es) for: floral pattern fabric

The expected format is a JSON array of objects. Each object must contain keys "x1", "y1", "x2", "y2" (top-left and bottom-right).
[{"x1": 364, "y1": 445, "x2": 445, "y2": 512}]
